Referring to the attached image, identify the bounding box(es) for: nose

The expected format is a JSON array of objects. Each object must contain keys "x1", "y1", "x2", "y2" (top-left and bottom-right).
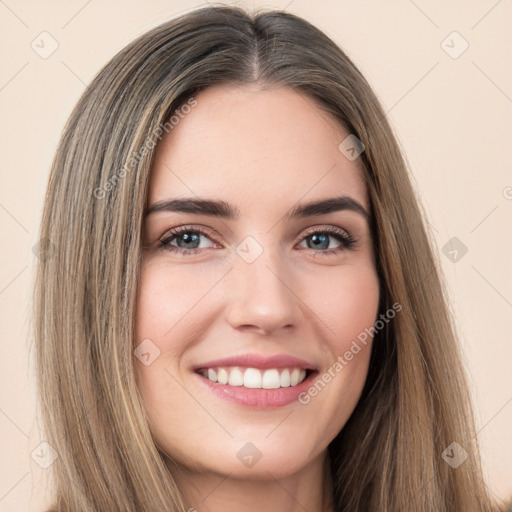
[{"x1": 224, "y1": 245, "x2": 302, "y2": 335}]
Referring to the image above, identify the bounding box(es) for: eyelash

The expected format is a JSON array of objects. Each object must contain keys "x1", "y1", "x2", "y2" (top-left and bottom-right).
[{"x1": 157, "y1": 225, "x2": 357, "y2": 257}]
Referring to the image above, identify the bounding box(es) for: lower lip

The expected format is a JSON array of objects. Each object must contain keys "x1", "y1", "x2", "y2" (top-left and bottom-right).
[{"x1": 194, "y1": 371, "x2": 318, "y2": 408}]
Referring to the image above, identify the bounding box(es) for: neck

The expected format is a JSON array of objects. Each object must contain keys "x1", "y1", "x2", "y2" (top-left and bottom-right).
[{"x1": 170, "y1": 450, "x2": 335, "y2": 512}]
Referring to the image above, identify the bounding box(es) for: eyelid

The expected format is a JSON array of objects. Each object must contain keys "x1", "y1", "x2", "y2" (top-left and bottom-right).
[
  {"x1": 298, "y1": 224, "x2": 351, "y2": 240},
  {"x1": 158, "y1": 225, "x2": 221, "y2": 249},
  {"x1": 167, "y1": 225, "x2": 220, "y2": 240}
]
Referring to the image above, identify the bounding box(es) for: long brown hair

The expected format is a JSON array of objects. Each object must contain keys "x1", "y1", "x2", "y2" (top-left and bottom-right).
[{"x1": 34, "y1": 5, "x2": 499, "y2": 511}]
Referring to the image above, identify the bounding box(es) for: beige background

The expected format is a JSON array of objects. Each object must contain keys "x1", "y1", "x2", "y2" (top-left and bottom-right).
[{"x1": 0, "y1": 0, "x2": 511, "y2": 510}]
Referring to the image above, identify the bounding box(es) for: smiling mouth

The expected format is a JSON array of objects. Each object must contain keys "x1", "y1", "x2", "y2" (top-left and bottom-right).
[{"x1": 196, "y1": 366, "x2": 315, "y2": 389}]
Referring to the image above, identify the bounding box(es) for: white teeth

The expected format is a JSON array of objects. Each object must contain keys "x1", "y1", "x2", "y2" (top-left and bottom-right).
[
  {"x1": 262, "y1": 369, "x2": 280, "y2": 389},
  {"x1": 228, "y1": 367, "x2": 244, "y2": 386},
  {"x1": 217, "y1": 367, "x2": 228, "y2": 385},
  {"x1": 199, "y1": 366, "x2": 309, "y2": 389},
  {"x1": 290, "y1": 368, "x2": 301, "y2": 386},
  {"x1": 280, "y1": 368, "x2": 291, "y2": 387},
  {"x1": 244, "y1": 368, "x2": 262, "y2": 388}
]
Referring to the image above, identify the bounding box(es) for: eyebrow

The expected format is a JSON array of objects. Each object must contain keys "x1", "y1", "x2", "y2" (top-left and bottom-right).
[{"x1": 145, "y1": 195, "x2": 370, "y2": 222}]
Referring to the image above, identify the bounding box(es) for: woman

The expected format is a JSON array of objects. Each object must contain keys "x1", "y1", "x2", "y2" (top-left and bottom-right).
[{"x1": 34, "y1": 5, "x2": 501, "y2": 511}]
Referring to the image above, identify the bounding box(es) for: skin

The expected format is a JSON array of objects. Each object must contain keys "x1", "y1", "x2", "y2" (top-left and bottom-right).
[{"x1": 135, "y1": 83, "x2": 380, "y2": 512}]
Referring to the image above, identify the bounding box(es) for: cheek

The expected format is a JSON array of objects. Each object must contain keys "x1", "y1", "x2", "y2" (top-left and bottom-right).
[
  {"x1": 134, "y1": 259, "x2": 222, "y2": 352},
  {"x1": 135, "y1": 261, "x2": 197, "y2": 337},
  {"x1": 306, "y1": 263, "x2": 380, "y2": 352},
  {"x1": 133, "y1": 261, "x2": 223, "y2": 442},
  {"x1": 295, "y1": 263, "x2": 379, "y2": 430}
]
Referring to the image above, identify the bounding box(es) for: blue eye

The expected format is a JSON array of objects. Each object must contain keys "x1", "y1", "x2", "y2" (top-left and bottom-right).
[
  {"x1": 169, "y1": 231, "x2": 200, "y2": 249},
  {"x1": 158, "y1": 226, "x2": 217, "y2": 255},
  {"x1": 299, "y1": 229, "x2": 355, "y2": 252},
  {"x1": 158, "y1": 225, "x2": 356, "y2": 256}
]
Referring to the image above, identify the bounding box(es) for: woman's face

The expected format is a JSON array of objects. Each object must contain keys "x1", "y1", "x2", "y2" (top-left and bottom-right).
[{"x1": 135, "y1": 84, "x2": 380, "y2": 480}]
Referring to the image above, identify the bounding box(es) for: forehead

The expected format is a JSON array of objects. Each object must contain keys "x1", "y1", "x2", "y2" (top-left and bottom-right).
[{"x1": 148, "y1": 84, "x2": 367, "y2": 213}]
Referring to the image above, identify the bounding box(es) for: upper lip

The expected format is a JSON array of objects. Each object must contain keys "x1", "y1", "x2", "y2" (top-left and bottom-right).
[{"x1": 193, "y1": 353, "x2": 317, "y2": 371}]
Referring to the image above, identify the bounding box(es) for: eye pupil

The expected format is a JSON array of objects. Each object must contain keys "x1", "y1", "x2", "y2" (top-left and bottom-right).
[
  {"x1": 309, "y1": 234, "x2": 329, "y2": 250},
  {"x1": 177, "y1": 232, "x2": 200, "y2": 248}
]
